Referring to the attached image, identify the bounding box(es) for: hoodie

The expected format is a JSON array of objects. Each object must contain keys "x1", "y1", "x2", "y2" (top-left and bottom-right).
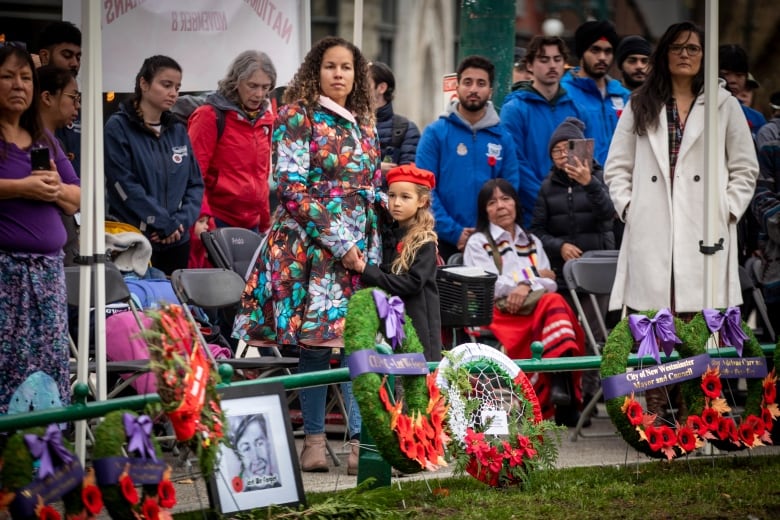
[{"x1": 415, "y1": 100, "x2": 519, "y2": 247}]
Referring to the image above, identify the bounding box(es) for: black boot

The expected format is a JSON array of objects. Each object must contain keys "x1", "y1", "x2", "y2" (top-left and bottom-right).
[{"x1": 550, "y1": 374, "x2": 571, "y2": 406}]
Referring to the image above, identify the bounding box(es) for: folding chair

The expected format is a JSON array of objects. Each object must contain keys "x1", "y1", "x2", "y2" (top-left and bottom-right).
[
  {"x1": 740, "y1": 258, "x2": 776, "y2": 342},
  {"x1": 201, "y1": 227, "x2": 264, "y2": 280},
  {"x1": 65, "y1": 263, "x2": 151, "y2": 399},
  {"x1": 562, "y1": 256, "x2": 618, "y2": 440},
  {"x1": 169, "y1": 268, "x2": 298, "y2": 378}
]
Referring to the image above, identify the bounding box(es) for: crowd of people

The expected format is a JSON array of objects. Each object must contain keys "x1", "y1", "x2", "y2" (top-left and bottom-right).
[{"x1": 1, "y1": 15, "x2": 777, "y2": 476}]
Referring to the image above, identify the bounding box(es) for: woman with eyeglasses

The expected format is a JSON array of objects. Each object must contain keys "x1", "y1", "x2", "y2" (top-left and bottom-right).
[
  {"x1": 37, "y1": 65, "x2": 82, "y2": 266},
  {"x1": 0, "y1": 46, "x2": 80, "y2": 414},
  {"x1": 604, "y1": 22, "x2": 758, "y2": 418}
]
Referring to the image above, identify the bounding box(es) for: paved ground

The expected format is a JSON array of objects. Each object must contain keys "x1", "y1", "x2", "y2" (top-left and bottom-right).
[{"x1": 161, "y1": 402, "x2": 780, "y2": 515}]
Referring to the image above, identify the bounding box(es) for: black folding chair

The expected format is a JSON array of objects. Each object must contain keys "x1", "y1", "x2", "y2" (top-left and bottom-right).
[
  {"x1": 65, "y1": 263, "x2": 150, "y2": 399},
  {"x1": 201, "y1": 227, "x2": 264, "y2": 280},
  {"x1": 170, "y1": 268, "x2": 298, "y2": 379},
  {"x1": 563, "y1": 256, "x2": 618, "y2": 440}
]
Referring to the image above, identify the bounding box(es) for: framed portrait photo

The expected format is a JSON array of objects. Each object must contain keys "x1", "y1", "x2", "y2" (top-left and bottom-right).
[{"x1": 208, "y1": 382, "x2": 305, "y2": 514}]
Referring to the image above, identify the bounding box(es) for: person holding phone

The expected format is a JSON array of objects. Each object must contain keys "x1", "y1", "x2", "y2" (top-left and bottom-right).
[
  {"x1": 531, "y1": 117, "x2": 615, "y2": 279},
  {"x1": 0, "y1": 45, "x2": 80, "y2": 414},
  {"x1": 530, "y1": 117, "x2": 615, "y2": 410}
]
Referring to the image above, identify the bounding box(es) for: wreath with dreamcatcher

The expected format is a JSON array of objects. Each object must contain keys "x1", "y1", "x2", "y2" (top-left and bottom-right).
[
  {"x1": 436, "y1": 343, "x2": 562, "y2": 487},
  {"x1": 602, "y1": 308, "x2": 779, "y2": 460}
]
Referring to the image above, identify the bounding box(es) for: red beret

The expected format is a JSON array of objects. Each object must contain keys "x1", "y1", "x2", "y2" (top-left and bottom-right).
[{"x1": 386, "y1": 163, "x2": 436, "y2": 190}]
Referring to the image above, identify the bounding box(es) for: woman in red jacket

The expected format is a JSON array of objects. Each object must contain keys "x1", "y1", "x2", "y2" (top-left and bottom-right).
[{"x1": 188, "y1": 50, "x2": 276, "y2": 232}]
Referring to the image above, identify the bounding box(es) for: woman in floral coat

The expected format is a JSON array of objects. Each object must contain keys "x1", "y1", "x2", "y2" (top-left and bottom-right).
[{"x1": 233, "y1": 37, "x2": 382, "y2": 474}]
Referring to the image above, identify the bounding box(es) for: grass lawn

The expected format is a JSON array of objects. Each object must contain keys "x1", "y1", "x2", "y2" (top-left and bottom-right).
[{"x1": 271, "y1": 454, "x2": 780, "y2": 519}]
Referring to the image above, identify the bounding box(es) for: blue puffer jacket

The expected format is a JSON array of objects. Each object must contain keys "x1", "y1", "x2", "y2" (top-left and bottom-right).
[
  {"x1": 104, "y1": 100, "x2": 204, "y2": 248},
  {"x1": 375, "y1": 102, "x2": 420, "y2": 165},
  {"x1": 560, "y1": 69, "x2": 630, "y2": 166},
  {"x1": 415, "y1": 100, "x2": 519, "y2": 248},
  {"x1": 500, "y1": 85, "x2": 590, "y2": 227}
]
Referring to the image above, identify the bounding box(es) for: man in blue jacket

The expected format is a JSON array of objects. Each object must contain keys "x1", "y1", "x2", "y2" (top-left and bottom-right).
[
  {"x1": 561, "y1": 20, "x2": 629, "y2": 166},
  {"x1": 501, "y1": 36, "x2": 588, "y2": 226},
  {"x1": 416, "y1": 55, "x2": 519, "y2": 261}
]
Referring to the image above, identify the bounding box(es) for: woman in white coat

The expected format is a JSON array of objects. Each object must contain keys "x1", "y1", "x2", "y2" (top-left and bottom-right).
[{"x1": 605, "y1": 21, "x2": 758, "y2": 314}]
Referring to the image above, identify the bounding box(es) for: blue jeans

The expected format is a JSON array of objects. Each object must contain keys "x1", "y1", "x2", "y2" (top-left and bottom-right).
[{"x1": 297, "y1": 347, "x2": 361, "y2": 438}]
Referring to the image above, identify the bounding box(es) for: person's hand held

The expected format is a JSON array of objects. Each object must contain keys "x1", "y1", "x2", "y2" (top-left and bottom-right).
[
  {"x1": 457, "y1": 227, "x2": 476, "y2": 251},
  {"x1": 560, "y1": 243, "x2": 582, "y2": 261}
]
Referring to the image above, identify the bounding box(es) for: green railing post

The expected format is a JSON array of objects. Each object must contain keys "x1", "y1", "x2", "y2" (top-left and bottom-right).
[
  {"x1": 458, "y1": 0, "x2": 516, "y2": 110},
  {"x1": 356, "y1": 344, "x2": 393, "y2": 487}
]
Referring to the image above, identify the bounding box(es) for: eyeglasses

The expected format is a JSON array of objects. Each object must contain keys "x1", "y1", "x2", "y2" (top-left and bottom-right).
[
  {"x1": 551, "y1": 147, "x2": 568, "y2": 158},
  {"x1": 669, "y1": 44, "x2": 702, "y2": 56},
  {"x1": 63, "y1": 92, "x2": 81, "y2": 103}
]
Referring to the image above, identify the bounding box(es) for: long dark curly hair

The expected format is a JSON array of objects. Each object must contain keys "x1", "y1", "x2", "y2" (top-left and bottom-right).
[
  {"x1": 283, "y1": 36, "x2": 374, "y2": 126},
  {"x1": 631, "y1": 21, "x2": 705, "y2": 136}
]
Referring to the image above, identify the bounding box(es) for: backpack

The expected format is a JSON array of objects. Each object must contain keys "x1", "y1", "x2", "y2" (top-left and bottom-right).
[{"x1": 171, "y1": 93, "x2": 226, "y2": 141}]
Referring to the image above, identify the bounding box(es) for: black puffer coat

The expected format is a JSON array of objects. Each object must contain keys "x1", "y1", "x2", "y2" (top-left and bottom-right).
[
  {"x1": 375, "y1": 102, "x2": 420, "y2": 165},
  {"x1": 530, "y1": 162, "x2": 615, "y2": 284}
]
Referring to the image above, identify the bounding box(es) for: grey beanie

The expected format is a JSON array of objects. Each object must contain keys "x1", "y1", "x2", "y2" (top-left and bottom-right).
[{"x1": 549, "y1": 117, "x2": 586, "y2": 156}]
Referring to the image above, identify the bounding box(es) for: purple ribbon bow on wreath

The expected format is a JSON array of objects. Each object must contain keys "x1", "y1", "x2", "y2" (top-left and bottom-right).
[
  {"x1": 702, "y1": 307, "x2": 748, "y2": 357},
  {"x1": 23, "y1": 423, "x2": 75, "y2": 480},
  {"x1": 123, "y1": 413, "x2": 158, "y2": 462},
  {"x1": 628, "y1": 308, "x2": 682, "y2": 364},
  {"x1": 372, "y1": 290, "x2": 406, "y2": 350}
]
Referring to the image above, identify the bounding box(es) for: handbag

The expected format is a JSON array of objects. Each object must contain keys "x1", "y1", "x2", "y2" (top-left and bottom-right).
[
  {"x1": 485, "y1": 232, "x2": 545, "y2": 315},
  {"x1": 495, "y1": 288, "x2": 545, "y2": 315}
]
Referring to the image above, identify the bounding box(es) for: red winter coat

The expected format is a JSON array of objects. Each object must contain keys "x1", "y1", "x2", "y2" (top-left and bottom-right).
[{"x1": 188, "y1": 98, "x2": 274, "y2": 231}]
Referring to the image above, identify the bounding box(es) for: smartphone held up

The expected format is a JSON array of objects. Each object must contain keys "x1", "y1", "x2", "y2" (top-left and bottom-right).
[
  {"x1": 30, "y1": 146, "x2": 50, "y2": 171},
  {"x1": 567, "y1": 138, "x2": 594, "y2": 168}
]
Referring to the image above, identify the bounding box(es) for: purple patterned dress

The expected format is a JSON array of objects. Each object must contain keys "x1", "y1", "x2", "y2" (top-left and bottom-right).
[{"x1": 233, "y1": 99, "x2": 383, "y2": 346}]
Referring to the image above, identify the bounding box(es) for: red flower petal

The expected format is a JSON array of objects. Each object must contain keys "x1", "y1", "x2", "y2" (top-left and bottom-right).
[
  {"x1": 142, "y1": 497, "x2": 160, "y2": 520},
  {"x1": 119, "y1": 475, "x2": 139, "y2": 505},
  {"x1": 157, "y1": 479, "x2": 177, "y2": 509},
  {"x1": 82, "y1": 484, "x2": 103, "y2": 515}
]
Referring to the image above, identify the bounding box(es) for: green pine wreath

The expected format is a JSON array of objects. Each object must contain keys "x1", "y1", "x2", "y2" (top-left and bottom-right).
[
  {"x1": 680, "y1": 313, "x2": 769, "y2": 451},
  {"x1": 344, "y1": 288, "x2": 445, "y2": 474},
  {"x1": 603, "y1": 310, "x2": 775, "y2": 458},
  {"x1": 0, "y1": 426, "x2": 96, "y2": 519},
  {"x1": 92, "y1": 410, "x2": 174, "y2": 520},
  {"x1": 602, "y1": 310, "x2": 696, "y2": 459}
]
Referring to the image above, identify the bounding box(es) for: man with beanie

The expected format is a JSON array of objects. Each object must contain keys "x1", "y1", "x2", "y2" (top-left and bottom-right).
[
  {"x1": 501, "y1": 36, "x2": 589, "y2": 226},
  {"x1": 719, "y1": 43, "x2": 766, "y2": 138},
  {"x1": 530, "y1": 117, "x2": 614, "y2": 412},
  {"x1": 416, "y1": 55, "x2": 519, "y2": 261},
  {"x1": 615, "y1": 35, "x2": 651, "y2": 90},
  {"x1": 561, "y1": 20, "x2": 629, "y2": 166}
]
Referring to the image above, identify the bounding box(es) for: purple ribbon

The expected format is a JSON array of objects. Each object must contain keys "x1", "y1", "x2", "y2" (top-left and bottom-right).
[
  {"x1": 23, "y1": 424, "x2": 75, "y2": 480},
  {"x1": 123, "y1": 413, "x2": 157, "y2": 462},
  {"x1": 372, "y1": 290, "x2": 406, "y2": 349},
  {"x1": 628, "y1": 308, "x2": 682, "y2": 364},
  {"x1": 703, "y1": 307, "x2": 749, "y2": 357}
]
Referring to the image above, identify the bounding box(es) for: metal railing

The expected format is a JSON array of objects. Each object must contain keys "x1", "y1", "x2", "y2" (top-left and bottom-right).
[{"x1": 0, "y1": 344, "x2": 774, "y2": 433}]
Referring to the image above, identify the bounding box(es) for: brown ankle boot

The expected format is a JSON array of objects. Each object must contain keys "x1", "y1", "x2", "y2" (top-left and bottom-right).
[
  {"x1": 347, "y1": 439, "x2": 359, "y2": 476},
  {"x1": 300, "y1": 433, "x2": 329, "y2": 472}
]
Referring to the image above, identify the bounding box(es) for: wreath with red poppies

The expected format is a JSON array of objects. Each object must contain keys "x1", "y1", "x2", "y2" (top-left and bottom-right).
[
  {"x1": 603, "y1": 310, "x2": 779, "y2": 460},
  {"x1": 344, "y1": 288, "x2": 449, "y2": 474},
  {"x1": 436, "y1": 344, "x2": 560, "y2": 487},
  {"x1": 0, "y1": 424, "x2": 101, "y2": 519},
  {"x1": 92, "y1": 410, "x2": 177, "y2": 520}
]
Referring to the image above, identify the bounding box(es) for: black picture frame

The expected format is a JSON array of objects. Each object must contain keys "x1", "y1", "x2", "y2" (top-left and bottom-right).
[{"x1": 207, "y1": 382, "x2": 305, "y2": 514}]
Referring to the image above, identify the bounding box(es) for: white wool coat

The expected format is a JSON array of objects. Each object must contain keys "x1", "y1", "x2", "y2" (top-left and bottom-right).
[{"x1": 604, "y1": 86, "x2": 758, "y2": 312}]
